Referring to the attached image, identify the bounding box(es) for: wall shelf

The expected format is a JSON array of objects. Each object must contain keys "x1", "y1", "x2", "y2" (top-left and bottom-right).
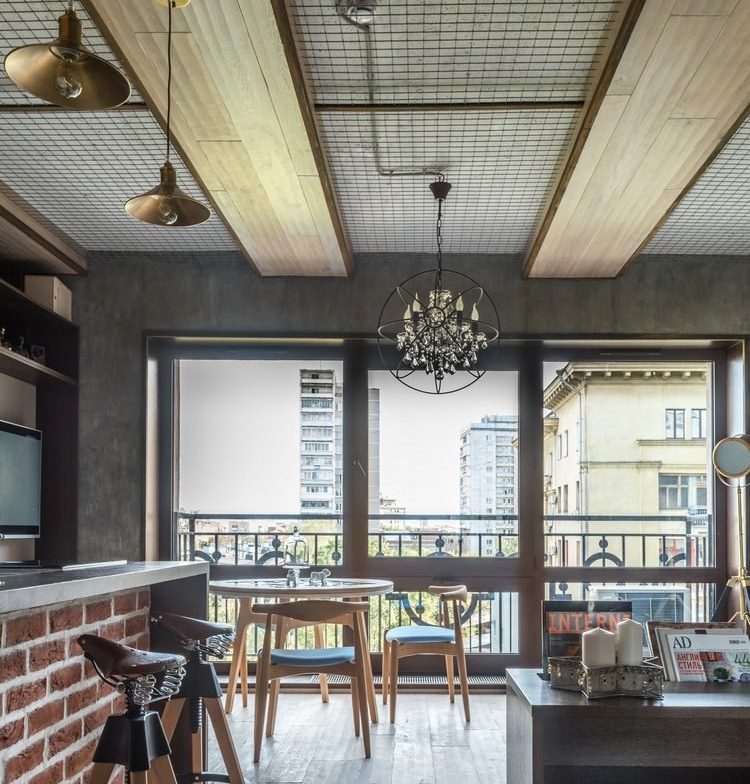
[
  {"x1": 0, "y1": 346, "x2": 77, "y2": 387},
  {"x1": 0, "y1": 275, "x2": 79, "y2": 561}
]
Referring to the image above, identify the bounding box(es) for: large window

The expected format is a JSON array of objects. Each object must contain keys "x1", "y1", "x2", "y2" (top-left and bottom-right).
[
  {"x1": 157, "y1": 343, "x2": 729, "y2": 672},
  {"x1": 368, "y1": 369, "x2": 519, "y2": 559},
  {"x1": 542, "y1": 358, "x2": 716, "y2": 631},
  {"x1": 175, "y1": 358, "x2": 344, "y2": 566}
]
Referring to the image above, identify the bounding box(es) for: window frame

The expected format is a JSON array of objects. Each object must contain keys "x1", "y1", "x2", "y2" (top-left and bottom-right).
[
  {"x1": 666, "y1": 407, "x2": 686, "y2": 439},
  {"x1": 692, "y1": 407, "x2": 707, "y2": 439},
  {"x1": 150, "y1": 337, "x2": 731, "y2": 673}
]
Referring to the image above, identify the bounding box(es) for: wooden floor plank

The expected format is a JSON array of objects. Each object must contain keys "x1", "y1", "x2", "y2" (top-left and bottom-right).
[
  {"x1": 207, "y1": 693, "x2": 505, "y2": 784},
  {"x1": 432, "y1": 746, "x2": 481, "y2": 784}
]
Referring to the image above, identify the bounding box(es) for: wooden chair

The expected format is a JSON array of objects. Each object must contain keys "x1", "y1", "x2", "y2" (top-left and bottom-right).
[
  {"x1": 252, "y1": 599, "x2": 372, "y2": 762},
  {"x1": 382, "y1": 584, "x2": 470, "y2": 723},
  {"x1": 225, "y1": 600, "x2": 331, "y2": 713}
]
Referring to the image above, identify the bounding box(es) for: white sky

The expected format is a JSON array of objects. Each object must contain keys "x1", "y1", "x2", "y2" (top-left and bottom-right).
[{"x1": 178, "y1": 360, "x2": 518, "y2": 515}]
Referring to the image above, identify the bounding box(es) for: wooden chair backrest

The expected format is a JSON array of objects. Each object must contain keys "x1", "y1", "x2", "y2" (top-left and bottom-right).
[
  {"x1": 251, "y1": 599, "x2": 368, "y2": 624},
  {"x1": 427, "y1": 584, "x2": 467, "y2": 652}
]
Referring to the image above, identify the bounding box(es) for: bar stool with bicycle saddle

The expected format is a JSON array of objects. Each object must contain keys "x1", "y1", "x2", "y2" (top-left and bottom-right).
[
  {"x1": 153, "y1": 612, "x2": 244, "y2": 784},
  {"x1": 77, "y1": 634, "x2": 186, "y2": 784}
]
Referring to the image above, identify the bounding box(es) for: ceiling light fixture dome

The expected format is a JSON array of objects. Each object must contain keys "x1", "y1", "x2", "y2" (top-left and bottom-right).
[
  {"x1": 3, "y1": 1, "x2": 131, "y2": 109},
  {"x1": 125, "y1": 0, "x2": 209, "y2": 227},
  {"x1": 377, "y1": 179, "x2": 500, "y2": 394}
]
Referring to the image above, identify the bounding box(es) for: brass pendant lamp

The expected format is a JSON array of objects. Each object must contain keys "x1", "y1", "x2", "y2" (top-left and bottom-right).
[
  {"x1": 3, "y1": 1, "x2": 131, "y2": 110},
  {"x1": 125, "y1": 0, "x2": 210, "y2": 227}
]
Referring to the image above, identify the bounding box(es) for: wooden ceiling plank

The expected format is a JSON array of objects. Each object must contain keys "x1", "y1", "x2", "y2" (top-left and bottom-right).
[
  {"x1": 532, "y1": 94, "x2": 630, "y2": 269},
  {"x1": 672, "y1": 1, "x2": 750, "y2": 120},
  {"x1": 181, "y1": 2, "x2": 328, "y2": 269},
  {"x1": 84, "y1": 2, "x2": 227, "y2": 194},
  {"x1": 522, "y1": 0, "x2": 648, "y2": 278},
  {"x1": 298, "y1": 176, "x2": 350, "y2": 277},
  {"x1": 200, "y1": 141, "x2": 302, "y2": 274},
  {"x1": 576, "y1": 118, "x2": 716, "y2": 272},
  {"x1": 526, "y1": 0, "x2": 750, "y2": 278},
  {"x1": 84, "y1": 0, "x2": 349, "y2": 277},
  {"x1": 672, "y1": 0, "x2": 739, "y2": 15},
  {"x1": 534, "y1": 14, "x2": 724, "y2": 275},
  {"x1": 236, "y1": 1, "x2": 320, "y2": 177},
  {"x1": 608, "y1": 0, "x2": 676, "y2": 97},
  {"x1": 134, "y1": 32, "x2": 239, "y2": 144},
  {"x1": 182, "y1": 0, "x2": 344, "y2": 274},
  {"x1": 208, "y1": 190, "x2": 300, "y2": 275}
]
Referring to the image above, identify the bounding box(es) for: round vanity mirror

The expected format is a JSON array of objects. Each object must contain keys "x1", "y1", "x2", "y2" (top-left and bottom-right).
[{"x1": 712, "y1": 434, "x2": 750, "y2": 480}]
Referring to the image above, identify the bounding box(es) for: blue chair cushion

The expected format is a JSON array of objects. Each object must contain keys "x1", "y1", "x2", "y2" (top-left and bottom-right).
[
  {"x1": 270, "y1": 646, "x2": 355, "y2": 667},
  {"x1": 385, "y1": 625, "x2": 455, "y2": 644}
]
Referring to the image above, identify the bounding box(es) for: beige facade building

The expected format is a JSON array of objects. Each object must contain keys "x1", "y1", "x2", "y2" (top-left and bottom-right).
[{"x1": 543, "y1": 362, "x2": 711, "y2": 570}]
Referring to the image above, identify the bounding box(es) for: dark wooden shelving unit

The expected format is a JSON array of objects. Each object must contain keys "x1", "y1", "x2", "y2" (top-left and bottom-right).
[
  {"x1": 0, "y1": 277, "x2": 79, "y2": 561},
  {"x1": 0, "y1": 346, "x2": 77, "y2": 387}
]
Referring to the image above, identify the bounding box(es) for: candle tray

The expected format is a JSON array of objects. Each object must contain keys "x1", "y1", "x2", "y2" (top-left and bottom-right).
[{"x1": 548, "y1": 656, "x2": 664, "y2": 700}]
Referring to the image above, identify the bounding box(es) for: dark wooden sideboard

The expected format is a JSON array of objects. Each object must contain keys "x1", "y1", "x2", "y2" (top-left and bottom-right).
[{"x1": 506, "y1": 668, "x2": 750, "y2": 784}]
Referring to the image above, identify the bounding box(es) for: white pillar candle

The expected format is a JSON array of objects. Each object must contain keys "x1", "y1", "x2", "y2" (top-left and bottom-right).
[
  {"x1": 581, "y1": 627, "x2": 616, "y2": 668},
  {"x1": 616, "y1": 618, "x2": 643, "y2": 666}
]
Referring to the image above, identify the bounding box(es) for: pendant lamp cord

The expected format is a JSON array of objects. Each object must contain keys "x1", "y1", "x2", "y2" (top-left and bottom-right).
[{"x1": 165, "y1": 0, "x2": 174, "y2": 163}]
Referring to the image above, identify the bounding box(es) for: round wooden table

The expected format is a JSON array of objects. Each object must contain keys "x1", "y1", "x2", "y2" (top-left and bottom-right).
[{"x1": 210, "y1": 577, "x2": 394, "y2": 719}]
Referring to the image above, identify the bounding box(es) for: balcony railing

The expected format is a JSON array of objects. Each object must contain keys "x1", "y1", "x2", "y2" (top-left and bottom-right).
[
  {"x1": 176, "y1": 513, "x2": 344, "y2": 566},
  {"x1": 203, "y1": 588, "x2": 518, "y2": 658},
  {"x1": 176, "y1": 511, "x2": 710, "y2": 568},
  {"x1": 177, "y1": 511, "x2": 711, "y2": 658}
]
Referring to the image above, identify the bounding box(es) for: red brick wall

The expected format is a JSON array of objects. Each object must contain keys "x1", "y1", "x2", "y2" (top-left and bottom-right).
[{"x1": 0, "y1": 588, "x2": 150, "y2": 784}]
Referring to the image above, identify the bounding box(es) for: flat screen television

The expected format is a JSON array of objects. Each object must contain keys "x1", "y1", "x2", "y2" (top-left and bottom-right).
[{"x1": 0, "y1": 420, "x2": 42, "y2": 538}]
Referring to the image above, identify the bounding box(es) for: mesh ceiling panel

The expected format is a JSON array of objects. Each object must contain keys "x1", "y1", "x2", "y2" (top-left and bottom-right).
[
  {"x1": 647, "y1": 116, "x2": 750, "y2": 256},
  {"x1": 0, "y1": 0, "x2": 140, "y2": 105},
  {"x1": 318, "y1": 108, "x2": 578, "y2": 253},
  {"x1": 0, "y1": 110, "x2": 237, "y2": 252},
  {"x1": 289, "y1": 0, "x2": 623, "y2": 104}
]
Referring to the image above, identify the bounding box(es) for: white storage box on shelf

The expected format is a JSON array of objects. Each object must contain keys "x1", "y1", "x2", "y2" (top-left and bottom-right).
[{"x1": 24, "y1": 275, "x2": 72, "y2": 320}]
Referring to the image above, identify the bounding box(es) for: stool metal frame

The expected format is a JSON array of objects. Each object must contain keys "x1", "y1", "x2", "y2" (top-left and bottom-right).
[
  {"x1": 79, "y1": 637, "x2": 185, "y2": 784},
  {"x1": 155, "y1": 615, "x2": 244, "y2": 784}
]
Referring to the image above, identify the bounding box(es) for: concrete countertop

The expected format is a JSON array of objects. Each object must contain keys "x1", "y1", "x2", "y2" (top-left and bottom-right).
[{"x1": 0, "y1": 561, "x2": 208, "y2": 614}]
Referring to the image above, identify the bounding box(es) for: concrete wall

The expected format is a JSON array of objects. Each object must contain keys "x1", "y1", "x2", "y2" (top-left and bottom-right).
[{"x1": 70, "y1": 251, "x2": 750, "y2": 561}]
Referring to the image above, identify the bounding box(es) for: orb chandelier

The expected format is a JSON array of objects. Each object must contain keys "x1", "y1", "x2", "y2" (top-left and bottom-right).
[
  {"x1": 3, "y1": 1, "x2": 131, "y2": 110},
  {"x1": 125, "y1": 0, "x2": 210, "y2": 227},
  {"x1": 377, "y1": 179, "x2": 500, "y2": 394}
]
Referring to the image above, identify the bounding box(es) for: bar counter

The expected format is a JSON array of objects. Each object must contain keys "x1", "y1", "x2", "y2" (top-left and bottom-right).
[
  {"x1": 0, "y1": 560, "x2": 208, "y2": 613},
  {"x1": 0, "y1": 560, "x2": 208, "y2": 784}
]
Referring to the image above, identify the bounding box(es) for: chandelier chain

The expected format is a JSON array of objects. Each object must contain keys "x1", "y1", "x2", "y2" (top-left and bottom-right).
[
  {"x1": 436, "y1": 197, "x2": 444, "y2": 284},
  {"x1": 165, "y1": 0, "x2": 174, "y2": 163}
]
